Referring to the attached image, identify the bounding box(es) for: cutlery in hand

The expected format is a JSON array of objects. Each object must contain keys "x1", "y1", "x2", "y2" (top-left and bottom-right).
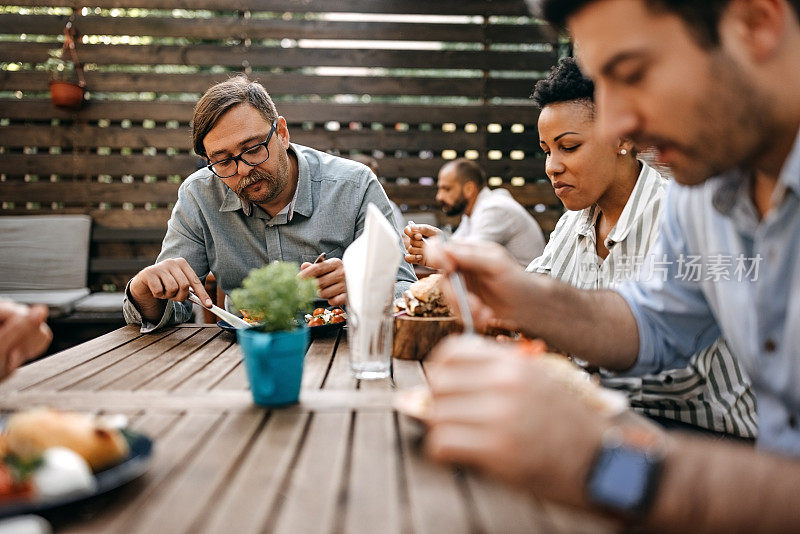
[{"x1": 187, "y1": 289, "x2": 252, "y2": 329}]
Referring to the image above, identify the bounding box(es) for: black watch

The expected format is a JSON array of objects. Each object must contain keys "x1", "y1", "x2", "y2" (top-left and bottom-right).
[{"x1": 586, "y1": 425, "x2": 666, "y2": 519}]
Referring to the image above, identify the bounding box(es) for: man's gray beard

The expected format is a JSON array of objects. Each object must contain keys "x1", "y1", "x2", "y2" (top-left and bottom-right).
[{"x1": 235, "y1": 167, "x2": 282, "y2": 204}]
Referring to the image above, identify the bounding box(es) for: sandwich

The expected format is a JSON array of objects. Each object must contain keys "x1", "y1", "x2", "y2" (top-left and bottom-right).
[{"x1": 395, "y1": 274, "x2": 451, "y2": 317}]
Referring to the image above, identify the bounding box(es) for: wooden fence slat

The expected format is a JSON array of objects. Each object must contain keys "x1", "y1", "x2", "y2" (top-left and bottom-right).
[
  {"x1": 1, "y1": 155, "x2": 546, "y2": 181},
  {"x1": 3, "y1": 180, "x2": 559, "y2": 210},
  {"x1": 1, "y1": 71, "x2": 542, "y2": 99},
  {"x1": 4, "y1": 42, "x2": 557, "y2": 72},
  {"x1": 1, "y1": 0, "x2": 532, "y2": 16},
  {"x1": 0, "y1": 14, "x2": 556, "y2": 44},
  {"x1": 0, "y1": 124, "x2": 540, "y2": 152},
  {"x1": 0, "y1": 99, "x2": 541, "y2": 124}
]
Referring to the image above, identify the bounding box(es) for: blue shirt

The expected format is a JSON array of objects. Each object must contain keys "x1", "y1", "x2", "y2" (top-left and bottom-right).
[
  {"x1": 124, "y1": 143, "x2": 416, "y2": 332},
  {"x1": 617, "y1": 129, "x2": 800, "y2": 455}
]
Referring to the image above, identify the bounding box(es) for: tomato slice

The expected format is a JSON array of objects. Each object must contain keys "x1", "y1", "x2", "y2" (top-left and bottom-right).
[
  {"x1": 330, "y1": 315, "x2": 345, "y2": 324},
  {"x1": 308, "y1": 316, "x2": 325, "y2": 327},
  {"x1": 312, "y1": 308, "x2": 326, "y2": 316},
  {"x1": 332, "y1": 308, "x2": 345, "y2": 316}
]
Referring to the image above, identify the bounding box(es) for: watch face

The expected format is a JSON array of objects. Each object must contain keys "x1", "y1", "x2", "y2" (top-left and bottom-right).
[{"x1": 587, "y1": 445, "x2": 658, "y2": 512}]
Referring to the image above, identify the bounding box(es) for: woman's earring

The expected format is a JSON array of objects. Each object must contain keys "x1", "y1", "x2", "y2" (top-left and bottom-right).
[{"x1": 619, "y1": 148, "x2": 628, "y2": 156}]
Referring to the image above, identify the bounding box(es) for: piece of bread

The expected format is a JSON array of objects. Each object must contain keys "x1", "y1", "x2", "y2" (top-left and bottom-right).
[
  {"x1": 409, "y1": 274, "x2": 443, "y2": 303},
  {"x1": 4, "y1": 409, "x2": 130, "y2": 471},
  {"x1": 404, "y1": 274, "x2": 451, "y2": 317}
]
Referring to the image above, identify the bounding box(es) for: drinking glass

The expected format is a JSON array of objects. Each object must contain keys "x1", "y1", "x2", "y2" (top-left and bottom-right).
[{"x1": 347, "y1": 296, "x2": 393, "y2": 380}]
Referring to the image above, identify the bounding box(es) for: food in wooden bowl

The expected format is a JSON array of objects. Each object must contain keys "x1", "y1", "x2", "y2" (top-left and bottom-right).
[{"x1": 393, "y1": 274, "x2": 463, "y2": 360}]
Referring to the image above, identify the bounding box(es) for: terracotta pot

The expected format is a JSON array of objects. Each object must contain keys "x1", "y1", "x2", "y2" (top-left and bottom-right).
[{"x1": 49, "y1": 81, "x2": 85, "y2": 109}]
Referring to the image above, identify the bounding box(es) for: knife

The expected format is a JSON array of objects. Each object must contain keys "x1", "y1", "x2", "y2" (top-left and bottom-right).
[{"x1": 187, "y1": 289, "x2": 252, "y2": 329}]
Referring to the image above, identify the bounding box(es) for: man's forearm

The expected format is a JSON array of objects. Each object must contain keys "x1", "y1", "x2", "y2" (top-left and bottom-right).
[
  {"x1": 519, "y1": 276, "x2": 640, "y2": 371},
  {"x1": 643, "y1": 435, "x2": 800, "y2": 533}
]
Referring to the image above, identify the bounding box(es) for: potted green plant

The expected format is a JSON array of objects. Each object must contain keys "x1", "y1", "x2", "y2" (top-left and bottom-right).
[
  {"x1": 231, "y1": 261, "x2": 317, "y2": 406},
  {"x1": 47, "y1": 20, "x2": 86, "y2": 110}
]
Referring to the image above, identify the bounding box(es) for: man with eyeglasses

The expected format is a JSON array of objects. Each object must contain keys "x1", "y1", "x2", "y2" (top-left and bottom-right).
[{"x1": 123, "y1": 76, "x2": 416, "y2": 331}]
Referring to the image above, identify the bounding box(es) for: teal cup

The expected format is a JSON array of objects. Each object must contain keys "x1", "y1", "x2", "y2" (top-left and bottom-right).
[{"x1": 237, "y1": 326, "x2": 309, "y2": 407}]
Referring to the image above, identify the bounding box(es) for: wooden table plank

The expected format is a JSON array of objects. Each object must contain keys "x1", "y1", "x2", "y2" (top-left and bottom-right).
[
  {"x1": 70, "y1": 327, "x2": 203, "y2": 391},
  {"x1": 0, "y1": 325, "x2": 147, "y2": 393},
  {"x1": 23, "y1": 329, "x2": 184, "y2": 392},
  {"x1": 539, "y1": 501, "x2": 618, "y2": 534},
  {"x1": 397, "y1": 416, "x2": 474, "y2": 534},
  {"x1": 323, "y1": 338, "x2": 358, "y2": 390},
  {"x1": 269, "y1": 411, "x2": 352, "y2": 534},
  {"x1": 125, "y1": 410, "x2": 265, "y2": 534},
  {"x1": 343, "y1": 411, "x2": 403, "y2": 534},
  {"x1": 392, "y1": 359, "x2": 428, "y2": 390},
  {"x1": 464, "y1": 473, "x2": 552, "y2": 533},
  {"x1": 173, "y1": 340, "x2": 241, "y2": 392},
  {"x1": 62, "y1": 411, "x2": 222, "y2": 534},
  {"x1": 198, "y1": 411, "x2": 311, "y2": 534},
  {"x1": 100, "y1": 328, "x2": 223, "y2": 391},
  {"x1": 211, "y1": 360, "x2": 250, "y2": 391},
  {"x1": 302, "y1": 337, "x2": 339, "y2": 391},
  {"x1": 135, "y1": 331, "x2": 233, "y2": 391}
]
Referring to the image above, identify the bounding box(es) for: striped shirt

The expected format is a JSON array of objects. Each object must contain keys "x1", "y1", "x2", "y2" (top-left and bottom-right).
[{"x1": 527, "y1": 161, "x2": 757, "y2": 438}]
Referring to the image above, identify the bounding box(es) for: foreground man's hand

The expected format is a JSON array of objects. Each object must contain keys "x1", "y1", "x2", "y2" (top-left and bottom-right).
[
  {"x1": 0, "y1": 301, "x2": 52, "y2": 380},
  {"x1": 425, "y1": 335, "x2": 609, "y2": 508},
  {"x1": 299, "y1": 258, "x2": 346, "y2": 307}
]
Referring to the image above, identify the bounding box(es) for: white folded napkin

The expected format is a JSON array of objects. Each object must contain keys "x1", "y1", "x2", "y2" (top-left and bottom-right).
[{"x1": 343, "y1": 203, "x2": 402, "y2": 319}]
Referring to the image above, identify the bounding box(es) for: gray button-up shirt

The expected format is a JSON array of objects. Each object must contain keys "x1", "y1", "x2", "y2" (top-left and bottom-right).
[
  {"x1": 124, "y1": 143, "x2": 416, "y2": 332},
  {"x1": 617, "y1": 127, "x2": 800, "y2": 455}
]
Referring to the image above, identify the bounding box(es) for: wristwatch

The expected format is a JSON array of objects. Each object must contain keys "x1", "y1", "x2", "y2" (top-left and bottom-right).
[{"x1": 586, "y1": 425, "x2": 666, "y2": 519}]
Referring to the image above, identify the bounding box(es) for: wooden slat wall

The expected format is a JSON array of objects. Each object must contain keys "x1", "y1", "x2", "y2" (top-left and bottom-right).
[{"x1": 0, "y1": 0, "x2": 563, "y2": 291}]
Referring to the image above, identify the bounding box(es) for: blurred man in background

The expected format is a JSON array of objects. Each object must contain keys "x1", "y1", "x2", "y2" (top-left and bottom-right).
[{"x1": 404, "y1": 158, "x2": 546, "y2": 268}]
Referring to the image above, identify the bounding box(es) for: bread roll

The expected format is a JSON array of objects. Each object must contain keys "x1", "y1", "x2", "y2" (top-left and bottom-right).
[{"x1": 5, "y1": 409, "x2": 129, "y2": 471}]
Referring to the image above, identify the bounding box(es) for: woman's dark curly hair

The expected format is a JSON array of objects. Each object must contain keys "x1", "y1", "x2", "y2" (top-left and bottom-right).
[{"x1": 531, "y1": 57, "x2": 594, "y2": 110}]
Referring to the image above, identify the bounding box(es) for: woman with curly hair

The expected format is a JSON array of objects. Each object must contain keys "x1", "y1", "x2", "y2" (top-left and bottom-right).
[{"x1": 528, "y1": 57, "x2": 756, "y2": 439}]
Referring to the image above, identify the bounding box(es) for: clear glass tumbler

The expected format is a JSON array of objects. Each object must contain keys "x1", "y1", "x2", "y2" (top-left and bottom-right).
[{"x1": 347, "y1": 298, "x2": 393, "y2": 380}]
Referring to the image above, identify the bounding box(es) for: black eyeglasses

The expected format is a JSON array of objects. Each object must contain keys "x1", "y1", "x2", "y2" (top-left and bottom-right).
[{"x1": 206, "y1": 119, "x2": 277, "y2": 178}]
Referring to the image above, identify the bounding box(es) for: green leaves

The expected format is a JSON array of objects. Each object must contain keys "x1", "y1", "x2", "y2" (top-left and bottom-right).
[{"x1": 231, "y1": 261, "x2": 317, "y2": 333}]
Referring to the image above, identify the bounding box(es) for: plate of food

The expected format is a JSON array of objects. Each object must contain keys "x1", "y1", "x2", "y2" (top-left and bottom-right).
[
  {"x1": 304, "y1": 306, "x2": 346, "y2": 338},
  {"x1": 0, "y1": 408, "x2": 153, "y2": 519}
]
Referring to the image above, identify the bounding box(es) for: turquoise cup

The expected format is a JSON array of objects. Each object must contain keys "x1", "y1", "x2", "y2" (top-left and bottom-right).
[{"x1": 237, "y1": 326, "x2": 309, "y2": 407}]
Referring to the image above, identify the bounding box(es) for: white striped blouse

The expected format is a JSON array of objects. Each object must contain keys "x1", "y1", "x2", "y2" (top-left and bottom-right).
[{"x1": 527, "y1": 161, "x2": 757, "y2": 438}]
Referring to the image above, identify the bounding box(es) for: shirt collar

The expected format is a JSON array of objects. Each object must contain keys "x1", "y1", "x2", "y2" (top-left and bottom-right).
[
  {"x1": 218, "y1": 143, "x2": 313, "y2": 220},
  {"x1": 605, "y1": 161, "x2": 661, "y2": 247},
  {"x1": 713, "y1": 125, "x2": 800, "y2": 215},
  {"x1": 575, "y1": 160, "x2": 660, "y2": 246},
  {"x1": 576, "y1": 204, "x2": 600, "y2": 240}
]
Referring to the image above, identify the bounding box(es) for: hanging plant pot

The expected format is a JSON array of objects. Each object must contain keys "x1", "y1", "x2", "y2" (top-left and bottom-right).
[
  {"x1": 46, "y1": 18, "x2": 87, "y2": 110},
  {"x1": 49, "y1": 80, "x2": 85, "y2": 109}
]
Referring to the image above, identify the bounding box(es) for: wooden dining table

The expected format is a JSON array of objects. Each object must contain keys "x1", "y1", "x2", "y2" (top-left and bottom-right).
[{"x1": 0, "y1": 324, "x2": 617, "y2": 534}]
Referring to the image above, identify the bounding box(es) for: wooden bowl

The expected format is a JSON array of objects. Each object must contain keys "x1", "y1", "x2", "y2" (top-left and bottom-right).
[{"x1": 392, "y1": 315, "x2": 462, "y2": 361}]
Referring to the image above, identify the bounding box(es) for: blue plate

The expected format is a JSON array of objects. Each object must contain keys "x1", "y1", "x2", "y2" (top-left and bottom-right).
[{"x1": 0, "y1": 429, "x2": 153, "y2": 519}]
